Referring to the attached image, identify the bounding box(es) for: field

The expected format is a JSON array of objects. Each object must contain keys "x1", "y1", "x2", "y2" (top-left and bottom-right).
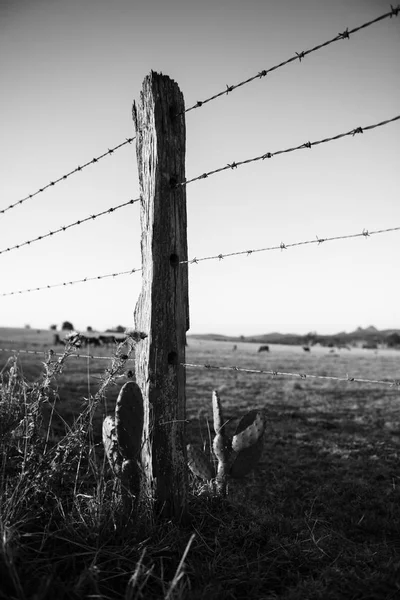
[{"x1": 1, "y1": 327, "x2": 400, "y2": 599}]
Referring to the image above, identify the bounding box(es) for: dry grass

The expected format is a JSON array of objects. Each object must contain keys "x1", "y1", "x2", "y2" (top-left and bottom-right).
[{"x1": 1, "y1": 332, "x2": 400, "y2": 599}]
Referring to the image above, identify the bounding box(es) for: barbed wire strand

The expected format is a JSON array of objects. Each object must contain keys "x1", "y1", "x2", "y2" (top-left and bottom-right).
[
  {"x1": 180, "y1": 115, "x2": 400, "y2": 187},
  {"x1": 0, "y1": 347, "x2": 397, "y2": 386},
  {"x1": 2, "y1": 224, "x2": 399, "y2": 297},
  {"x1": 0, "y1": 198, "x2": 140, "y2": 256},
  {"x1": 0, "y1": 137, "x2": 136, "y2": 216},
  {"x1": 182, "y1": 362, "x2": 400, "y2": 388},
  {"x1": 181, "y1": 226, "x2": 400, "y2": 265},
  {"x1": 182, "y1": 5, "x2": 400, "y2": 115},
  {"x1": 3, "y1": 6, "x2": 399, "y2": 219},
  {"x1": 1, "y1": 267, "x2": 142, "y2": 297},
  {"x1": 0, "y1": 347, "x2": 134, "y2": 361},
  {"x1": 3, "y1": 114, "x2": 398, "y2": 258}
]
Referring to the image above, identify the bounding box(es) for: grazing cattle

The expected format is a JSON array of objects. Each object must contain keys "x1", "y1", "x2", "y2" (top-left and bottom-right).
[
  {"x1": 53, "y1": 333, "x2": 65, "y2": 346},
  {"x1": 79, "y1": 335, "x2": 101, "y2": 347},
  {"x1": 303, "y1": 346, "x2": 310, "y2": 352},
  {"x1": 99, "y1": 335, "x2": 126, "y2": 346},
  {"x1": 258, "y1": 345, "x2": 269, "y2": 353}
]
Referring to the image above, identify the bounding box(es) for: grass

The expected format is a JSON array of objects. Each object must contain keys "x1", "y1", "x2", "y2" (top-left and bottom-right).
[{"x1": 1, "y1": 330, "x2": 400, "y2": 599}]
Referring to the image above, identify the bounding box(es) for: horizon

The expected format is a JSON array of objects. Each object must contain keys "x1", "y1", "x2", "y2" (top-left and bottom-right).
[{"x1": 1, "y1": 322, "x2": 397, "y2": 339}]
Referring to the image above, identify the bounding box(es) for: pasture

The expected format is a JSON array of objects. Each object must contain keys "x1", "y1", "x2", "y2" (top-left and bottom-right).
[{"x1": 1, "y1": 328, "x2": 400, "y2": 599}]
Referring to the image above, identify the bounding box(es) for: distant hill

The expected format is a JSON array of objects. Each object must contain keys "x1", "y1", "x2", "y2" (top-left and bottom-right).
[{"x1": 189, "y1": 326, "x2": 400, "y2": 347}]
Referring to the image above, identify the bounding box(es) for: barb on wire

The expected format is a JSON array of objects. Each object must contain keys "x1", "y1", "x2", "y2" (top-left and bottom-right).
[
  {"x1": 179, "y1": 115, "x2": 400, "y2": 187},
  {"x1": 182, "y1": 6, "x2": 400, "y2": 115},
  {"x1": 0, "y1": 347, "x2": 132, "y2": 361},
  {"x1": 182, "y1": 362, "x2": 400, "y2": 388},
  {"x1": 181, "y1": 226, "x2": 400, "y2": 265},
  {"x1": 1, "y1": 267, "x2": 142, "y2": 297},
  {"x1": 0, "y1": 137, "x2": 136, "y2": 216},
  {"x1": 0, "y1": 198, "x2": 140, "y2": 256}
]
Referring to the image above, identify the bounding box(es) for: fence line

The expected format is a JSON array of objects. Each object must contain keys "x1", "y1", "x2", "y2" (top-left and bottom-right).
[
  {"x1": 3, "y1": 113, "x2": 398, "y2": 257},
  {"x1": 0, "y1": 347, "x2": 131, "y2": 361},
  {"x1": 2, "y1": 7, "x2": 398, "y2": 220},
  {"x1": 182, "y1": 362, "x2": 400, "y2": 388},
  {"x1": 0, "y1": 346, "x2": 397, "y2": 388},
  {"x1": 181, "y1": 115, "x2": 400, "y2": 187},
  {"x1": 181, "y1": 226, "x2": 400, "y2": 265},
  {"x1": 2, "y1": 224, "x2": 399, "y2": 297},
  {"x1": 0, "y1": 137, "x2": 136, "y2": 217},
  {"x1": 1, "y1": 267, "x2": 141, "y2": 297},
  {"x1": 0, "y1": 198, "x2": 140, "y2": 256},
  {"x1": 182, "y1": 5, "x2": 400, "y2": 115}
]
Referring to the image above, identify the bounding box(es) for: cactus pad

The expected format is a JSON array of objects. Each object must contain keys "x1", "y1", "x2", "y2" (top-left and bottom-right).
[
  {"x1": 187, "y1": 444, "x2": 214, "y2": 481},
  {"x1": 212, "y1": 390, "x2": 224, "y2": 434},
  {"x1": 102, "y1": 415, "x2": 123, "y2": 476},
  {"x1": 115, "y1": 381, "x2": 144, "y2": 460},
  {"x1": 231, "y1": 410, "x2": 265, "y2": 452}
]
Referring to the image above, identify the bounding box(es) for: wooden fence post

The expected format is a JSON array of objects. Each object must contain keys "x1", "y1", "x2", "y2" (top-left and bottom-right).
[{"x1": 132, "y1": 71, "x2": 189, "y2": 520}]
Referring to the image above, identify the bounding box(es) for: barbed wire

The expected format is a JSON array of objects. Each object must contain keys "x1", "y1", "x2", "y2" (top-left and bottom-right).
[
  {"x1": 0, "y1": 198, "x2": 140, "y2": 256},
  {"x1": 181, "y1": 226, "x2": 400, "y2": 265},
  {"x1": 2, "y1": 224, "x2": 399, "y2": 297},
  {"x1": 182, "y1": 362, "x2": 400, "y2": 388},
  {"x1": 0, "y1": 137, "x2": 136, "y2": 216},
  {"x1": 0, "y1": 347, "x2": 130, "y2": 361},
  {"x1": 180, "y1": 114, "x2": 400, "y2": 187},
  {"x1": 3, "y1": 5, "x2": 398, "y2": 220},
  {"x1": 1, "y1": 348, "x2": 397, "y2": 386},
  {"x1": 182, "y1": 5, "x2": 400, "y2": 115},
  {"x1": 1, "y1": 267, "x2": 141, "y2": 297}
]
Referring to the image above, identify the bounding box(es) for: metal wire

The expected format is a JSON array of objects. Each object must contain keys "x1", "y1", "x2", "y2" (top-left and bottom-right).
[
  {"x1": 0, "y1": 198, "x2": 139, "y2": 256},
  {"x1": 181, "y1": 226, "x2": 400, "y2": 265},
  {"x1": 3, "y1": 5, "x2": 398, "y2": 220},
  {"x1": 0, "y1": 137, "x2": 136, "y2": 216},
  {"x1": 180, "y1": 115, "x2": 400, "y2": 187},
  {"x1": 0, "y1": 347, "x2": 127, "y2": 361},
  {"x1": 1, "y1": 267, "x2": 142, "y2": 297},
  {"x1": 182, "y1": 362, "x2": 400, "y2": 388},
  {"x1": 182, "y1": 5, "x2": 400, "y2": 115},
  {"x1": 2, "y1": 225, "x2": 399, "y2": 296},
  {"x1": 1, "y1": 348, "x2": 397, "y2": 386}
]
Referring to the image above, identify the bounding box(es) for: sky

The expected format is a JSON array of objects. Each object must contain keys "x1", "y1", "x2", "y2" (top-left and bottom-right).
[{"x1": 0, "y1": 0, "x2": 399, "y2": 336}]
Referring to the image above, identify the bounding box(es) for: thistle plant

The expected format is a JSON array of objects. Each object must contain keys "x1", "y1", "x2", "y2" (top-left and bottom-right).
[{"x1": 187, "y1": 390, "x2": 265, "y2": 497}]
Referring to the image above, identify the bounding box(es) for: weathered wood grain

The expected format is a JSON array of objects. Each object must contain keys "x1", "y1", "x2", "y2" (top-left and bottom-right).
[{"x1": 132, "y1": 71, "x2": 188, "y2": 519}]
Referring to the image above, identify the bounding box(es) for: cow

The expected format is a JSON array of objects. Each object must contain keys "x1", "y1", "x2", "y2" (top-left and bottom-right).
[
  {"x1": 233, "y1": 345, "x2": 237, "y2": 352},
  {"x1": 258, "y1": 345, "x2": 269, "y2": 353},
  {"x1": 303, "y1": 346, "x2": 311, "y2": 352},
  {"x1": 99, "y1": 335, "x2": 126, "y2": 346},
  {"x1": 79, "y1": 335, "x2": 101, "y2": 347},
  {"x1": 53, "y1": 333, "x2": 65, "y2": 346}
]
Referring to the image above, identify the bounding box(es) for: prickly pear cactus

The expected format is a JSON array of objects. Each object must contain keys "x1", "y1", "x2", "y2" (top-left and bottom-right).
[
  {"x1": 102, "y1": 381, "x2": 144, "y2": 502},
  {"x1": 187, "y1": 390, "x2": 266, "y2": 496},
  {"x1": 230, "y1": 410, "x2": 265, "y2": 478}
]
